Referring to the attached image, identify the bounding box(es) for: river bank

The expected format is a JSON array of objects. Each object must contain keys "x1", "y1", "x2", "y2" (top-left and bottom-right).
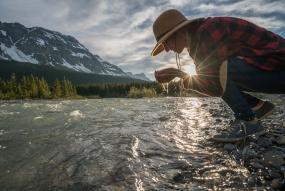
[{"x1": 174, "y1": 94, "x2": 285, "y2": 190}]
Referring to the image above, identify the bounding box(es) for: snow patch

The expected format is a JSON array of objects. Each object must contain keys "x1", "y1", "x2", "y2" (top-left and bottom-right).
[
  {"x1": 44, "y1": 31, "x2": 56, "y2": 39},
  {"x1": 36, "y1": 38, "x2": 46, "y2": 46},
  {"x1": 0, "y1": 30, "x2": 6, "y2": 36},
  {"x1": 71, "y1": 43, "x2": 87, "y2": 50},
  {"x1": 56, "y1": 35, "x2": 67, "y2": 44},
  {"x1": 62, "y1": 58, "x2": 75, "y2": 70},
  {"x1": 71, "y1": 52, "x2": 90, "y2": 58},
  {"x1": 44, "y1": 31, "x2": 66, "y2": 44},
  {"x1": 101, "y1": 69, "x2": 123, "y2": 76},
  {"x1": 0, "y1": 54, "x2": 8, "y2": 60},
  {"x1": 0, "y1": 43, "x2": 38, "y2": 64},
  {"x1": 73, "y1": 63, "x2": 92, "y2": 73},
  {"x1": 62, "y1": 58, "x2": 92, "y2": 73},
  {"x1": 52, "y1": 47, "x2": 58, "y2": 51}
]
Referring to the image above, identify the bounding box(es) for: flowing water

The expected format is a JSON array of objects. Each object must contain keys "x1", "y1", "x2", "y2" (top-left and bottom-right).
[{"x1": 0, "y1": 98, "x2": 252, "y2": 191}]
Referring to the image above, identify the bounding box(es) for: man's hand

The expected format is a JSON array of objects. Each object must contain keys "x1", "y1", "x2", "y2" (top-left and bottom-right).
[{"x1": 155, "y1": 68, "x2": 188, "y2": 83}]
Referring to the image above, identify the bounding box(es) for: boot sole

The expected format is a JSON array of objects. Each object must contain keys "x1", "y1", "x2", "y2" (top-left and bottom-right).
[{"x1": 257, "y1": 108, "x2": 274, "y2": 120}]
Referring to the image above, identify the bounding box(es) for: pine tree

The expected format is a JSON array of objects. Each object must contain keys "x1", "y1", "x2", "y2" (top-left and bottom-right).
[
  {"x1": 62, "y1": 78, "x2": 69, "y2": 97},
  {"x1": 38, "y1": 77, "x2": 50, "y2": 98},
  {"x1": 52, "y1": 79, "x2": 62, "y2": 98},
  {"x1": 20, "y1": 76, "x2": 30, "y2": 98},
  {"x1": 29, "y1": 75, "x2": 39, "y2": 98},
  {"x1": 16, "y1": 84, "x2": 23, "y2": 99},
  {"x1": 10, "y1": 73, "x2": 17, "y2": 93},
  {"x1": 5, "y1": 73, "x2": 17, "y2": 99}
]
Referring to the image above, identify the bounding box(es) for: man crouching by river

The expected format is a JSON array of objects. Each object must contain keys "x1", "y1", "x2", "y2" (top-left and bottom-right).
[{"x1": 151, "y1": 9, "x2": 285, "y2": 143}]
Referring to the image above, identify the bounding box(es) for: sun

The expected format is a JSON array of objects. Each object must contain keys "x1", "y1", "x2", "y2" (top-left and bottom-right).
[{"x1": 183, "y1": 63, "x2": 197, "y2": 75}]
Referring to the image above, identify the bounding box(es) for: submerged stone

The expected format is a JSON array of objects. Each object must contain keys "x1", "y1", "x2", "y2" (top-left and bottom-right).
[
  {"x1": 275, "y1": 135, "x2": 285, "y2": 145},
  {"x1": 173, "y1": 172, "x2": 193, "y2": 183},
  {"x1": 271, "y1": 179, "x2": 283, "y2": 189},
  {"x1": 261, "y1": 150, "x2": 285, "y2": 168},
  {"x1": 224, "y1": 143, "x2": 235, "y2": 151}
]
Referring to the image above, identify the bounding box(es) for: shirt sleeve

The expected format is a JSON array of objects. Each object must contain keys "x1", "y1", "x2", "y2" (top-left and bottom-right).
[{"x1": 184, "y1": 19, "x2": 230, "y2": 97}]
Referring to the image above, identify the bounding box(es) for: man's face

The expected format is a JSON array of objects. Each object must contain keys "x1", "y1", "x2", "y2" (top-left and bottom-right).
[{"x1": 163, "y1": 33, "x2": 184, "y2": 54}]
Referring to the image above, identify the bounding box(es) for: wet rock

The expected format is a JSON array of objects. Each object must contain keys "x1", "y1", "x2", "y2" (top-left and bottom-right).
[
  {"x1": 275, "y1": 135, "x2": 285, "y2": 145},
  {"x1": 173, "y1": 172, "x2": 193, "y2": 183},
  {"x1": 271, "y1": 179, "x2": 283, "y2": 189},
  {"x1": 217, "y1": 143, "x2": 224, "y2": 147},
  {"x1": 280, "y1": 167, "x2": 285, "y2": 179},
  {"x1": 259, "y1": 147, "x2": 265, "y2": 152},
  {"x1": 66, "y1": 165, "x2": 76, "y2": 177},
  {"x1": 262, "y1": 170, "x2": 273, "y2": 180},
  {"x1": 242, "y1": 146, "x2": 257, "y2": 160},
  {"x1": 224, "y1": 144, "x2": 236, "y2": 151},
  {"x1": 170, "y1": 161, "x2": 193, "y2": 171},
  {"x1": 215, "y1": 118, "x2": 222, "y2": 123},
  {"x1": 268, "y1": 170, "x2": 282, "y2": 179},
  {"x1": 158, "y1": 116, "x2": 169, "y2": 121},
  {"x1": 247, "y1": 136, "x2": 259, "y2": 142},
  {"x1": 261, "y1": 150, "x2": 285, "y2": 168},
  {"x1": 257, "y1": 137, "x2": 272, "y2": 148},
  {"x1": 273, "y1": 128, "x2": 285, "y2": 135},
  {"x1": 250, "y1": 160, "x2": 264, "y2": 169}
]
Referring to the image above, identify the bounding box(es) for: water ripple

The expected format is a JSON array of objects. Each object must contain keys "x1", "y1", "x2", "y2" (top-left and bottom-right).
[{"x1": 0, "y1": 98, "x2": 250, "y2": 190}]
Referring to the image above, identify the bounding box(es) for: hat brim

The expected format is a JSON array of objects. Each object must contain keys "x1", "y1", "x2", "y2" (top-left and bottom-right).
[{"x1": 151, "y1": 19, "x2": 195, "y2": 56}]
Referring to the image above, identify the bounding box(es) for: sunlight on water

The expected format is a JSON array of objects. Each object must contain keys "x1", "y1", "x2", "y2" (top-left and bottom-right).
[
  {"x1": 131, "y1": 136, "x2": 140, "y2": 158},
  {"x1": 0, "y1": 98, "x2": 252, "y2": 190}
]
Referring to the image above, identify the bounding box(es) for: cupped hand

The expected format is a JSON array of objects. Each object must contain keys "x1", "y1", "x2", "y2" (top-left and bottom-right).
[{"x1": 154, "y1": 68, "x2": 188, "y2": 83}]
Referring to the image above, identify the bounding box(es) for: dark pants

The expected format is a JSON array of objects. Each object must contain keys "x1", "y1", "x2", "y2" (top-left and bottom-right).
[{"x1": 221, "y1": 57, "x2": 285, "y2": 120}]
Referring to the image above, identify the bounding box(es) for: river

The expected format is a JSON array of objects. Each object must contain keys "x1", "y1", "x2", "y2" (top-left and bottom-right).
[{"x1": 0, "y1": 98, "x2": 255, "y2": 190}]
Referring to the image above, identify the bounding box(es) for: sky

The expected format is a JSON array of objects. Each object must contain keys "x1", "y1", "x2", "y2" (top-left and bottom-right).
[{"x1": 0, "y1": 0, "x2": 285, "y2": 80}]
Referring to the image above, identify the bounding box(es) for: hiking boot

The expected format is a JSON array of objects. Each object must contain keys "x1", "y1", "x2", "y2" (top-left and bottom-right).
[
  {"x1": 211, "y1": 120, "x2": 265, "y2": 143},
  {"x1": 253, "y1": 101, "x2": 275, "y2": 120}
]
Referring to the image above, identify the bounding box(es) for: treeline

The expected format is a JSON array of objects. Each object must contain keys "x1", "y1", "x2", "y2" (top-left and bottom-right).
[
  {"x1": 0, "y1": 74, "x2": 201, "y2": 99},
  {"x1": 0, "y1": 74, "x2": 78, "y2": 99},
  {"x1": 76, "y1": 81, "x2": 188, "y2": 98},
  {"x1": 76, "y1": 82, "x2": 162, "y2": 98}
]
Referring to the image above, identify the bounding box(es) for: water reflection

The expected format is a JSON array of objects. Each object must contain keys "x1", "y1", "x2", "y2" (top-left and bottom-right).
[{"x1": 0, "y1": 98, "x2": 251, "y2": 190}]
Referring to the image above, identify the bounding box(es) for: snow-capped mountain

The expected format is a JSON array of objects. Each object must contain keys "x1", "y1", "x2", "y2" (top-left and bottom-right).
[
  {"x1": 126, "y1": 72, "x2": 150, "y2": 81},
  {"x1": 0, "y1": 21, "x2": 150, "y2": 80}
]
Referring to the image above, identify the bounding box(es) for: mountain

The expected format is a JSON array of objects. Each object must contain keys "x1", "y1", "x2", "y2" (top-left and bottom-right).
[
  {"x1": 0, "y1": 21, "x2": 150, "y2": 81},
  {"x1": 126, "y1": 72, "x2": 150, "y2": 81}
]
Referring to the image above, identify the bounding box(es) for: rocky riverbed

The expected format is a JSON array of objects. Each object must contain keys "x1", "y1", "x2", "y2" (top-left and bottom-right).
[{"x1": 175, "y1": 94, "x2": 285, "y2": 190}]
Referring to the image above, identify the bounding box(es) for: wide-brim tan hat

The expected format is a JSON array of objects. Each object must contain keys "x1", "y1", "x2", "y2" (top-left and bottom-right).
[{"x1": 151, "y1": 9, "x2": 195, "y2": 56}]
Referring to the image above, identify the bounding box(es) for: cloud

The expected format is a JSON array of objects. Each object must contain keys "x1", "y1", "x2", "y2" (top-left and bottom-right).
[
  {"x1": 197, "y1": 0, "x2": 285, "y2": 15},
  {"x1": 0, "y1": 0, "x2": 285, "y2": 80}
]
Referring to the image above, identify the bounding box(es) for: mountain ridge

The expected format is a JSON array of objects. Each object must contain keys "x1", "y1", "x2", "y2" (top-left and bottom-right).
[{"x1": 0, "y1": 21, "x2": 150, "y2": 81}]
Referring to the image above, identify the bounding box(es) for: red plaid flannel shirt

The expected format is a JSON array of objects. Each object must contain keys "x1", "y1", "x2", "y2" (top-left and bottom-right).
[{"x1": 186, "y1": 17, "x2": 285, "y2": 96}]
